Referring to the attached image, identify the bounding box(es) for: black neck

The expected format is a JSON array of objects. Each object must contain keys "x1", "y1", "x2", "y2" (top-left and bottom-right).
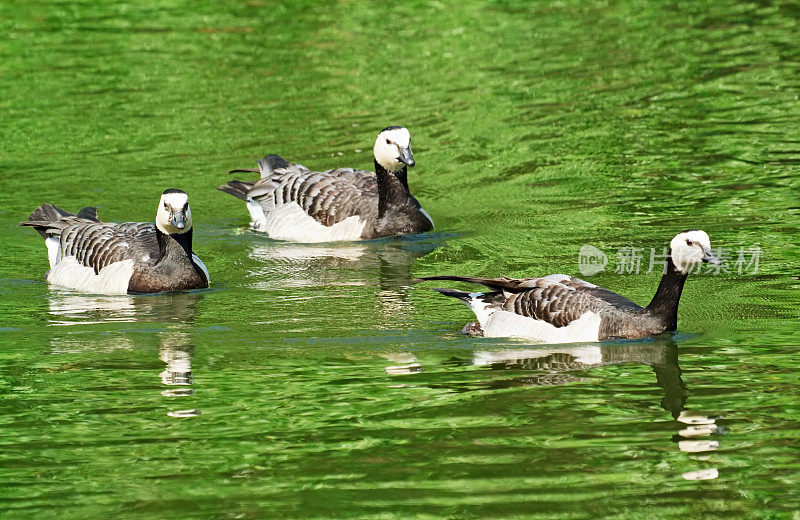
[
  {"x1": 156, "y1": 227, "x2": 193, "y2": 261},
  {"x1": 375, "y1": 159, "x2": 410, "y2": 218},
  {"x1": 645, "y1": 253, "x2": 688, "y2": 326},
  {"x1": 393, "y1": 166, "x2": 410, "y2": 192}
]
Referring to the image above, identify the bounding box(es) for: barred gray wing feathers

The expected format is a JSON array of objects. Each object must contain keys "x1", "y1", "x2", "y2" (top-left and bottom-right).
[
  {"x1": 252, "y1": 166, "x2": 378, "y2": 226},
  {"x1": 418, "y1": 274, "x2": 643, "y2": 328},
  {"x1": 58, "y1": 222, "x2": 158, "y2": 274}
]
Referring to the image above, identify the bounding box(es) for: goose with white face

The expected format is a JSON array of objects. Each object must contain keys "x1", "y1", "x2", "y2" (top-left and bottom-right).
[
  {"x1": 373, "y1": 126, "x2": 414, "y2": 173},
  {"x1": 156, "y1": 189, "x2": 193, "y2": 235},
  {"x1": 219, "y1": 124, "x2": 434, "y2": 241},
  {"x1": 670, "y1": 230, "x2": 720, "y2": 273}
]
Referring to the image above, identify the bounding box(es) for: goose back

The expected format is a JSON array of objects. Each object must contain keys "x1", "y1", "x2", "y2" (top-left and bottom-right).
[
  {"x1": 220, "y1": 157, "x2": 432, "y2": 241},
  {"x1": 263, "y1": 165, "x2": 379, "y2": 226}
]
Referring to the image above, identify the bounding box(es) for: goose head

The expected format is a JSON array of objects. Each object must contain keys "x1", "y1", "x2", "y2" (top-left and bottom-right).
[
  {"x1": 669, "y1": 230, "x2": 720, "y2": 274},
  {"x1": 156, "y1": 189, "x2": 193, "y2": 235},
  {"x1": 373, "y1": 126, "x2": 414, "y2": 173}
]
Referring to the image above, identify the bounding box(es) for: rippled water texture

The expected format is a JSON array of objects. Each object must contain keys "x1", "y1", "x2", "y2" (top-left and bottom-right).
[{"x1": 1, "y1": 1, "x2": 798, "y2": 518}]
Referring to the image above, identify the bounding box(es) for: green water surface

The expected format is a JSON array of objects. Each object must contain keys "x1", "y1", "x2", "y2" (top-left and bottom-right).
[{"x1": 1, "y1": 1, "x2": 799, "y2": 518}]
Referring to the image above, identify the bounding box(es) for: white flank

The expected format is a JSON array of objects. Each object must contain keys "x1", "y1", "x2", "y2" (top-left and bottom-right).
[
  {"x1": 47, "y1": 257, "x2": 134, "y2": 295},
  {"x1": 191, "y1": 254, "x2": 210, "y2": 283},
  {"x1": 246, "y1": 199, "x2": 268, "y2": 232},
  {"x1": 480, "y1": 309, "x2": 602, "y2": 344},
  {"x1": 162, "y1": 191, "x2": 189, "y2": 208},
  {"x1": 262, "y1": 203, "x2": 366, "y2": 243},
  {"x1": 468, "y1": 293, "x2": 494, "y2": 326},
  {"x1": 45, "y1": 237, "x2": 61, "y2": 268}
]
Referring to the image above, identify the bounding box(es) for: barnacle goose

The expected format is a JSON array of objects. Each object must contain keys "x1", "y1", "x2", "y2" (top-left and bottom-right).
[
  {"x1": 218, "y1": 126, "x2": 433, "y2": 242},
  {"x1": 21, "y1": 189, "x2": 209, "y2": 294},
  {"x1": 418, "y1": 230, "x2": 720, "y2": 344}
]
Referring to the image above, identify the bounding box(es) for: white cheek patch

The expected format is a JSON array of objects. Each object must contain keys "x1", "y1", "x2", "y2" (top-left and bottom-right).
[
  {"x1": 373, "y1": 143, "x2": 401, "y2": 172},
  {"x1": 156, "y1": 196, "x2": 192, "y2": 235},
  {"x1": 373, "y1": 127, "x2": 411, "y2": 172},
  {"x1": 384, "y1": 127, "x2": 410, "y2": 148},
  {"x1": 672, "y1": 254, "x2": 702, "y2": 274},
  {"x1": 670, "y1": 230, "x2": 711, "y2": 274},
  {"x1": 156, "y1": 217, "x2": 185, "y2": 235},
  {"x1": 162, "y1": 192, "x2": 189, "y2": 208},
  {"x1": 184, "y1": 207, "x2": 193, "y2": 230}
]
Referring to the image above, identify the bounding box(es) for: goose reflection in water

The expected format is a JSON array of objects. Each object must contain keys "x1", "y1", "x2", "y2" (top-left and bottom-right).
[
  {"x1": 47, "y1": 291, "x2": 202, "y2": 417},
  {"x1": 248, "y1": 236, "x2": 442, "y2": 289},
  {"x1": 160, "y1": 331, "x2": 194, "y2": 394},
  {"x1": 48, "y1": 293, "x2": 139, "y2": 326},
  {"x1": 159, "y1": 331, "x2": 200, "y2": 418},
  {"x1": 249, "y1": 236, "x2": 443, "y2": 328},
  {"x1": 47, "y1": 289, "x2": 205, "y2": 326},
  {"x1": 386, "y1": 336, "x2": 723, "y2": 481}
]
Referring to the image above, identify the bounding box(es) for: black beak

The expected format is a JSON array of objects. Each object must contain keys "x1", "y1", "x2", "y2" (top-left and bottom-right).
[
  {"x1": 398, "y1": 146, "x2": 415, "y2": 167},
  {"x1": 170, "y1": 211, "x2": 187, "y2": 230},
  {"x1": 702, "y1": 248, "x2": 720, "y2": 265}
]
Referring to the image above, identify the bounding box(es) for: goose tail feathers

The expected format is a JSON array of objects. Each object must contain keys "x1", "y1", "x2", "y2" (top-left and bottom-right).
[
  {"x1": 256, "y1": 154, "x2": 290, "y2": 177},
  {"x1": 217, "y1": 180, "x2": 255, "y2": 201},
  {"x1": 20, "y1": 204, "x2": 72, "y2": 238},
  {"x1": 430, "y1": 287, "x2": 475, "y2": 301},
  {"x1": 76, "y1": 207, "x2": 101, "y2": 222},
  {"x1": 226, "y1": 154, "x2": 290, "y2": 179}
]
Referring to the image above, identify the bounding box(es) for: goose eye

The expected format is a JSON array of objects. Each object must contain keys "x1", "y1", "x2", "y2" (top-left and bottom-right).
[
  {"x1": 163, "y1": 202, "x2": 169, "y2": 210},
  {"x1": 385, "y1": 139, "x2": 391, "y2": 145},
  {"x1": 686, "y1": 239, "x2": 694, "y2": 246}
]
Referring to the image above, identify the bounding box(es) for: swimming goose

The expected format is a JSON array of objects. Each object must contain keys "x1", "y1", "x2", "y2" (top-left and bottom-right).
[
  {"x1": 418, "y1": 230, "x2": 719, "y2": 344},
  {"x1": 21, "y1": 189, "x2": 209, "y2": 294},
  {"x1": 218, "y1": 126, "x2": 433, "y2": 242}
]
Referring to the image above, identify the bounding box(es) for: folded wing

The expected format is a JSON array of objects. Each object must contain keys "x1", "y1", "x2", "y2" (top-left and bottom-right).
[{"x1": 418, "y1": 274, "x2": 643, "y2": 328}]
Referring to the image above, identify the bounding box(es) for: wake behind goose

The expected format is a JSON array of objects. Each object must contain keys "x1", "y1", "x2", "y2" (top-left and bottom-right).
[
  {"x1": 418, "y1": 230, "x2": 720, "y2": 344},
  {"x1": 21, "y1": 189, "x2": 209, "y2": 294},
  {"x1": 218, "y1": 126, "x2": 433, "y2": 242}
]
